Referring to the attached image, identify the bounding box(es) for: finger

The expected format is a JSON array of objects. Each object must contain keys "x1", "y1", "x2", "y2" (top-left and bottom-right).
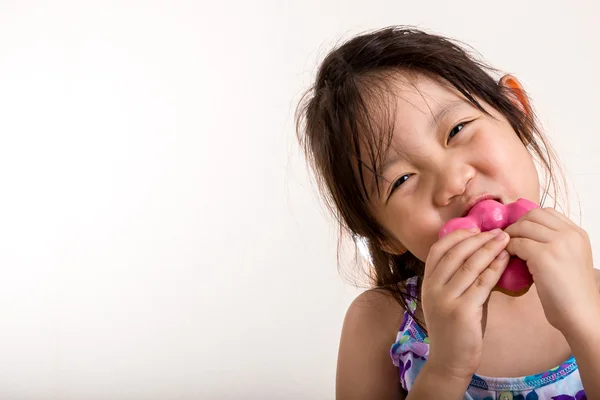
[
  {"x1": 505, "y1": 236, "x2": 540, "y2": 262},
  {"x1": 504, "y1": 218, "x2": 554, "y2": 243},
  {"x1": 445, "y1": 231, "x2": 510, "y2": 297},
  {"x1": 424, "y1": 227, "x2": 480, "y2": 279},
  {"x1": 462, "y1": 249, "x2": 511, "y2": 306},
  {"x1": 540, "y1": 207, "x2": 590, "y2": 241},
  {"x1": 542, "y1": 206, "x2": 577, "y2": 227},
  {"x1": 515, "y1": 207, "x2": 563, "y2": 231},
  {"x1": 428, "y1": 229, "x2": 505, "y2": 287}
]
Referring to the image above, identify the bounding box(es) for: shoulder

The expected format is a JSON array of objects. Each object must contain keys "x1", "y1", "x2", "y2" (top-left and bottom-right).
[
  {"x1": 336, "y1": 288, "x2": 406, "y2": 399},
  {"x1": 343, "y1": 288, "x2": 406, "y2": 331}
]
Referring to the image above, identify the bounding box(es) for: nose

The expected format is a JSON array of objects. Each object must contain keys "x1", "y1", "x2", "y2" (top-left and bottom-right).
[{"x1": 433, "y1": 160, "x2": 474, "y2": 207}]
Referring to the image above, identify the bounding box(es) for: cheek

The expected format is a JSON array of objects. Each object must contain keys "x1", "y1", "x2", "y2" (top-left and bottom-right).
[
  {"x1": 476, "y1": 129, "x2": 539, "y2": 199},
  {"x1": 474, "y1": 128, "x2": 518, "y2": 166},
  {"x1": 501, "y1": 146, "x2": 539, "y2": 198},
  {"x1": 385, "y1": 210, "x2": 439, "y2": 261}
]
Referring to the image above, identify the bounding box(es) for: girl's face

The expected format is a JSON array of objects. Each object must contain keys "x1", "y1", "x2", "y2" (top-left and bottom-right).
[{"x1": 366, "y1": 73, "x2": 540, "y2": 262}]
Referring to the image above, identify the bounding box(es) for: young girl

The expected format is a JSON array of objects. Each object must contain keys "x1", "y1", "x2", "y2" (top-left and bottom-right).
[{"x1": 296, "y1": 27, "x2": 600, "y2": 399}]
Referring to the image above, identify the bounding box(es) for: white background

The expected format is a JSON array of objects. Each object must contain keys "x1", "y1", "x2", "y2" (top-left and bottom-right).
[{"x1": 0, "y1": 1, "x2": 598, "y2": 399}]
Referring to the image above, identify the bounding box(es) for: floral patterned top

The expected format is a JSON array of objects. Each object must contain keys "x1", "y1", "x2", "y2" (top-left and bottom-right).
[{"x1": 389, "y1": 277, "x2": 585, "y2": 400}]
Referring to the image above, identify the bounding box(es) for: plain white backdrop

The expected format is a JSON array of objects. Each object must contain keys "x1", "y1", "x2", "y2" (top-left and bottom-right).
[{"x1": 0, "y1": 1, "x2": 598, "y2": 399}]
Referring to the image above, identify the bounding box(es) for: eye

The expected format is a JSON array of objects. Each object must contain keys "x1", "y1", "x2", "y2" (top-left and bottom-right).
[
  {"x1": 389, "y1": 174, "x2": 411, "y2": 195},
  {"x1": 448, "y1": 122, "x2": 468, "y2": 142},
  {"x1": 386, "y1": 121, "x2": 470, "y2": 200}
]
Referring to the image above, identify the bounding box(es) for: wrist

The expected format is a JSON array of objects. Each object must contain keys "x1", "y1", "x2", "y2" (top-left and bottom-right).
[
  {"x1": 563, "y1": 319, "x2": 600, "y2": 354},
  {"x1": 561, "y1": 295, "x2": 600, "y2": 346},
  {"x1": 407, "y1": 361, "x2": 470, "y2": 400},
  {"x1": 426, "y1": 354, "x2": 475, "y2": 383}
]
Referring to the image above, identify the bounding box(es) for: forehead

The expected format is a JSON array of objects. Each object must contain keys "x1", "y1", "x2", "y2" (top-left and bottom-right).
[
  {"x1": 361, "y1": 72, "x2": 471, "y2": 158},
  {"x1": 387, "y1": 73, "x2": 467, "y2": 125}
]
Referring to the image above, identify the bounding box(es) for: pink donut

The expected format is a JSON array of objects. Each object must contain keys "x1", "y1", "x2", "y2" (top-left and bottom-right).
[{"x1": 438, "y1": 198, "x2": 538, "y2": 296}]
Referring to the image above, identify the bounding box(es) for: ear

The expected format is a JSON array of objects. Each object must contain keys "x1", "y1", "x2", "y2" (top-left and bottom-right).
[
  {"x1": 499, "y1": 74, "x2": 532, "y2": 117},
  {"x1": 499, "y1": 74, "x2": 533, "y2": 146}
]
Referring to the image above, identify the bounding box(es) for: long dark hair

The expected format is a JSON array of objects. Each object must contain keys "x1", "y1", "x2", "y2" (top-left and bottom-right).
[{"x1": 295, "y1": 26, "x2": 566, "y2": 328}]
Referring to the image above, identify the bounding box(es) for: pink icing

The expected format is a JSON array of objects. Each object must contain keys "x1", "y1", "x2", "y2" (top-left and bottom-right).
[{"x1": 438, "y1": 198, "x2": 538, "y2": 296}]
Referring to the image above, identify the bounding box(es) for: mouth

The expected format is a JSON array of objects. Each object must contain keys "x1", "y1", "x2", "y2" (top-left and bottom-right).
[{"x1": 461, "y1": 195, "x2": 504, "y2": 218}]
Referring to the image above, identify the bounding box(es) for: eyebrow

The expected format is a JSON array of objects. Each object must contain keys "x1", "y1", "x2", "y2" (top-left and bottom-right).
[
  {"x1": 372, "y1": 100, "x2": 467, "y2": 195},
  {"x1": 428, "y1": 100, "x2": 465, "y2": 132}
]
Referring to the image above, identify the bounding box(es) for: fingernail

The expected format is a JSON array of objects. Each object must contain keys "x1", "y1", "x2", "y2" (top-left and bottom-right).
[
  {"x1": 469, "y1": 227, "x2": 479, "y2": 233},
  {"x1": 497, "y1": 250, "x2": 508, "y2": 259},
  {"x1": 495, "y1": 231, "x2": 508, "y2": 241},
  {"x1": 489, "y1": 228, "x2": 501, "y2": 234}
]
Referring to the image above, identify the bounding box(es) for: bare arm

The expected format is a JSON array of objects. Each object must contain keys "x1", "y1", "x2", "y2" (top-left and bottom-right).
[
  {"x1": 336, "y1": 289, "x2": 472, "y2": 400},
  {"x1": 567, "y1": 329, "x2": 600, "y2": 398},
  {"x1": 336, "y1": 289, "x2": 405, "y2": 400},
  {"x1": 563, "y1": 300, "x2": 600, "y2": 398}
]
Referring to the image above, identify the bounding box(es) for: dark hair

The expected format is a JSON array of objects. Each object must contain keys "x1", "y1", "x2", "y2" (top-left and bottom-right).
[{"x1": 295, "y1": 26, "x2": 567, "y2": 329}]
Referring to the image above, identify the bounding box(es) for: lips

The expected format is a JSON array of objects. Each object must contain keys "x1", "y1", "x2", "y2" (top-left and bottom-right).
[{"x1": 461, "y1": 194, "x2": 503, "y2": 218}]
